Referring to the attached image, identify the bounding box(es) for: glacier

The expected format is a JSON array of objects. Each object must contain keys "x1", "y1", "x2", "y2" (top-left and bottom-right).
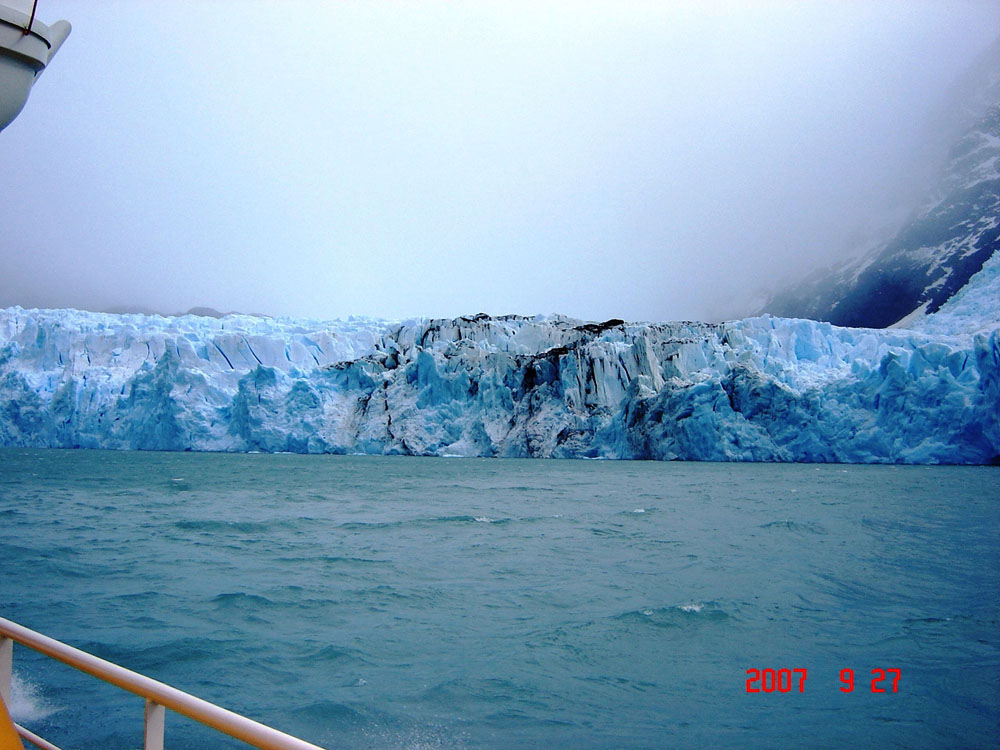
[{"x1": 1, "y1": 253, "x2": 998, "y2": 464}]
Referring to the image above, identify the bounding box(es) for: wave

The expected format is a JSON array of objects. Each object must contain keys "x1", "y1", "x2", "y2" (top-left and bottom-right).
[
  {"x1": 289, "y1": 699, "x2": 366, "y2": 724},
  {"x1": 295, "y1": 644, "x2": 371, "y2": 666},
  {"x1": 337, "y1": 515, "x2": 512, "y2": 530},
  {"x1": 618, "y1": 507, "x2": 656, "y2": 515},
  {"x1": 901, "y1": 614, "x2": 999, "y2": 643},
  {"x1": 275, "y1": 554, "x2": 388, "y2": 565},
  {"x1": 211, "y1": 591, "x2": 280, "y2": 609},
  {"x1": 79, "y1": 636, "x2": 228, "y2": 673},
  {"x1": 613, "y1": 602, "x2": 731, "y2": 629},
  {"x1": 758, "y1": 520, "x2": 828, "y2": 534},
  {"x1": 589, "y1": 526, "x2": 626, "y2": 537},
  {"x1": 174, "y1": 519, "x2": 298, "y2": 534}
]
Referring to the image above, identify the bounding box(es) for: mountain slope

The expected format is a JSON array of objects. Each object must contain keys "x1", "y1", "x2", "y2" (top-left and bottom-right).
[{"x1": 761, "y1": 42, "x2": 1000, "y2": 329}]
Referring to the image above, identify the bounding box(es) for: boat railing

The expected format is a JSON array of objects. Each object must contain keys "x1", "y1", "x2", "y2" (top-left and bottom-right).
[{"x1": 0, "y1": 616, "x2": 328, "y2": 750}]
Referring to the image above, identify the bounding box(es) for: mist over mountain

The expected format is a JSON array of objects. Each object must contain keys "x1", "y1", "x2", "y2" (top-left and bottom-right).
[
  {"x1": 100, "y1": 305, "x2": 267, "y2": 320},
  {"x1": 759, "y1": 38, "x2": 1000, "y2": 328}
]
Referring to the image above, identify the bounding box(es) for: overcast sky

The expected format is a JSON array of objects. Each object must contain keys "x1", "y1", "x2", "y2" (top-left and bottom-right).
[{"x1": 2, "y1": 1, "x2": 998, "y2": 323}]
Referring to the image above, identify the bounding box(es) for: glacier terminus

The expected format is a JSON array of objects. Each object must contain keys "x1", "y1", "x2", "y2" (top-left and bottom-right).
[{"x1": 2, "y1": 252, "x2": 998, "y2": 464}]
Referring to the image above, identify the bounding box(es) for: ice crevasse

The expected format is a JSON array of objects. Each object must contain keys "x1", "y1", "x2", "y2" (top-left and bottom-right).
[{"x1": 1, "y1": 254, "x2": 998, "y2": 464}]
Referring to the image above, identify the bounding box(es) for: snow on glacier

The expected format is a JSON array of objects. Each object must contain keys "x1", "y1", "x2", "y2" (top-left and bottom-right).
[
  {"x1": 911, "y1": 241, "x2": 1000, "y2": 336},
  {"x1": 0, "y1": 259, "x2": 997, "y2": 463}
]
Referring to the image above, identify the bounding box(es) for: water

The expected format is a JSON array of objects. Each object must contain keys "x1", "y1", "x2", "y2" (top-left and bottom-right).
[{"x1": 0, "y1": 449, "x2": 997, "y2": 749}]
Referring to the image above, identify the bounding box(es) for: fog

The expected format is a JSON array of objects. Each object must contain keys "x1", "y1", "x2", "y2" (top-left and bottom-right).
[{"x1": 2, "y1": 0, "x2": 998, "y2": 322}]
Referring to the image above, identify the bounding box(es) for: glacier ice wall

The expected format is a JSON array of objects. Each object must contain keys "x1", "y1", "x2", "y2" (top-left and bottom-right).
[{"x1": 1, "y1": 256, "x2": 998, "y2": 463}]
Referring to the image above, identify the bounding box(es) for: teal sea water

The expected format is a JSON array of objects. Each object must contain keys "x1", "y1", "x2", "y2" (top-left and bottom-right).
[{"x1": 0, "y1": 449, "x2": 998, "y2": 749}]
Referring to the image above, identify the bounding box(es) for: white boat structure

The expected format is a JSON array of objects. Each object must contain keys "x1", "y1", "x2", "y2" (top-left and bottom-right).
[
  {"x1": 0, "y1": 1, "x2": 69, "y2": 131},
  {"x1": 0, "y1": 4, "x2": 329, "y2": 749}
]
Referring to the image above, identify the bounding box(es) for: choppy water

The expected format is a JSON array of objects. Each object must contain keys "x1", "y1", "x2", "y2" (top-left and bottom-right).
[{"x1": 0, "y1": 449, "x2": 997, "y2": 749}]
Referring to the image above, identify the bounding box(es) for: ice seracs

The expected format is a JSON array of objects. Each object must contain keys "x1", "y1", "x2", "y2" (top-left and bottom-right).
[{"x1": 1, "y1": 256, "x2": 997, "y2": 463}]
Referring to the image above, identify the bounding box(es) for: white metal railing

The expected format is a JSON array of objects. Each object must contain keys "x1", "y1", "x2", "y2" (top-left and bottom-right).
[{"x1": 0, "y1": 617, "x2": 328, "y2": 750}]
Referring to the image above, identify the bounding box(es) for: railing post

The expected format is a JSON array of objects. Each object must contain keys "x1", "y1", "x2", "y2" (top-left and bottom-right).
[
  {"x1": 144, "y1": 699, "x2": 164, "y2": 750},
  {"x1": 0, "y1": 637, "x2": 12, "y2": 706}
]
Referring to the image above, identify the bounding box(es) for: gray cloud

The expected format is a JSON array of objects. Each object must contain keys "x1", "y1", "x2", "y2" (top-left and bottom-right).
[{"x1": 3, "y1": 0, "x2": 998, "y2": 322}]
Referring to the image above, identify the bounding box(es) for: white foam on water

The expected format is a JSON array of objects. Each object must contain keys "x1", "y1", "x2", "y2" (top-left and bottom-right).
[
  {"x1": 9, "y1": 672, "x2": 59, "y2": 722},
  {"x1": 359, "y1": 723, "x2": 469, "y2": 750},
  {"x1": 679, "y1": 603, "x2": 704, "y2": 613}
]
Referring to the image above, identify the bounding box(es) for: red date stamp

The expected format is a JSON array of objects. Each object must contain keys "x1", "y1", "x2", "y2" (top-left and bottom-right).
[{"x1": 745, "y1": 668, "x2": 900, "y2": 693}]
